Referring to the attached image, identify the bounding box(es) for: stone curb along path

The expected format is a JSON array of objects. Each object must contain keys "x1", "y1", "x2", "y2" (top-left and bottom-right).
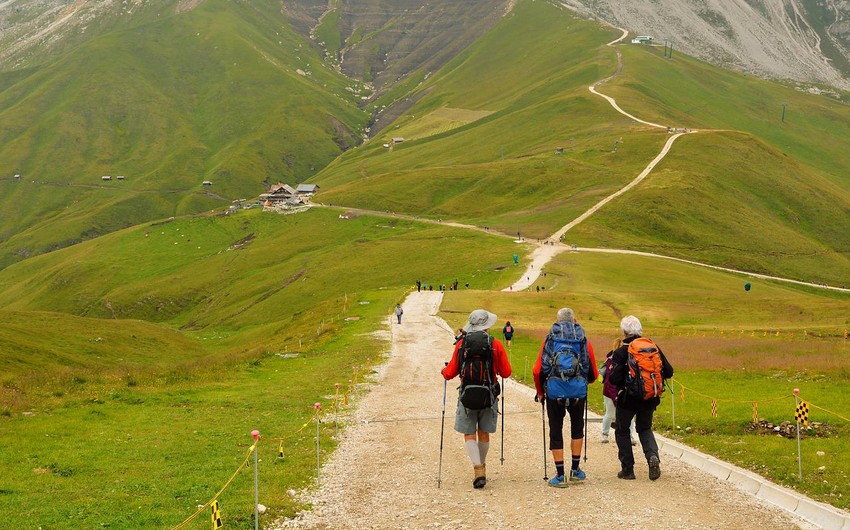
[{"x1": 274, "y1": 292, "x2": 848, "y2": 530}]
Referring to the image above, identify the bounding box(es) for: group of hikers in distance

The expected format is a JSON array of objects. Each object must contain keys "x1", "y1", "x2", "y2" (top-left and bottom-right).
[{"x1": 440, "y1": 307, "x2": 673, "y2": 489}]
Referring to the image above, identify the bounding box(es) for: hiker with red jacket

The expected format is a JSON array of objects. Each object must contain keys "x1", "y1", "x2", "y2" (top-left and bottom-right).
[
  {"x1": 533, "y1": 308, "x2": 599, "y2": 487},
  {"x1": 442, "y1": 309, "x2": 512, "y2": 489},
  {"x1": 608, "y1": 315, "x2": 674, "y2": 481}
]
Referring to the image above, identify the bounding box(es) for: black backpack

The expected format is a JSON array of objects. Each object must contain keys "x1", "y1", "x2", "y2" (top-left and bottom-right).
[{"x1": 459, "y1": 331, "x2": 499, "y2": 410}]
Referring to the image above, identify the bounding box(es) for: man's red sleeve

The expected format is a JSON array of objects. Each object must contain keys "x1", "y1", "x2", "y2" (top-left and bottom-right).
[
  {"x1": 442, "y1": 341, "x2": 462, "y2": 380},
  {"x1": 533, "y1": 340, "x2": 545, "y2": 396},
  {"x1": 492, "y1": 339, "x2": 512, "y2": 378}
]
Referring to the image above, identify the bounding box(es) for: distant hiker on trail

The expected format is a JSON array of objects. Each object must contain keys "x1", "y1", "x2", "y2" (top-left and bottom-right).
[
  {"x1": 533, "y1": 308, "x2": 598, "y2": 487},
  {"x1": 600, "y1": 350, "x2": 637, "y2": 446},
  {"x1": 394, "y1": 304, "x2": 404, "y2": 324},
  {"x1": 608, "y1": 315, "x2": 673, "y2": 481},
  {"x1": 416, "y1": 279, "x2": 421, "y2": 292},
  {"x1": 442, "y1": 309, "x2": 512, "y2": 489},
  {"x1": 502, "y1": 321, "x2": 514, "y2": 347}
]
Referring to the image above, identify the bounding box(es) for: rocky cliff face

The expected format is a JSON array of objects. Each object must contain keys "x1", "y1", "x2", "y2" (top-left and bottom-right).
[
  {"x1": 557, "y1": 0, "x2": 850, "y2": 91},
  {"x1": 285, "y1": 0, "x2": 513, "y2": 92}
]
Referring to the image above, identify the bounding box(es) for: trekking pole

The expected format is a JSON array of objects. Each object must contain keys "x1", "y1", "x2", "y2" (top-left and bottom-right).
[
  {"x1": 583, "y1": 398, "x2": 588, "y2": 462},
  {"x1": 500, "y1": 375, "x2": 505, "y2": 465},
  {"x1": 541, "y1": 400, "x2": 548, "y2": 480},
  {"x1": 437, "y1": 362, "x2": 448, "y2": 488}
]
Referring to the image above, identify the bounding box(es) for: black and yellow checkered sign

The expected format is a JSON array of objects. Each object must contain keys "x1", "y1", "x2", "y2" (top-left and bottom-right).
[
  {"x1": 710, "y1": 400, "x2": 717, "y2": 417},
  {"x1": 211, "y1": 499, "x2": 222, "y2": 529},
  {"x1": 752, "y1": 402, "x2": 758, "y2": 424},
  {"x1": 795, "y1": 401, "x2": 810, "y2": 426},
  {"x1": 278, "y1": 441, "x2": 285, "y2": 459}
]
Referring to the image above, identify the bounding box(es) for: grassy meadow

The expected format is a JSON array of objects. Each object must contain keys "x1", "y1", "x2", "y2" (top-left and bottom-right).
[
  {"x1": 0, "y1": 0, "x2": 370, "y2": 269},
  {"x1": 0, "y1": 0, "x2": 848, "y2": 526},
  {"x1": 0, "y1": 208, "x2": 524, "y2": 528}
]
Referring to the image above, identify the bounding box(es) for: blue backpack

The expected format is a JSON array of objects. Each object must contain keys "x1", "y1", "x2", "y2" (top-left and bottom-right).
[{"x1": 542, "y1": 321, "x2": 589, "y2": 399}]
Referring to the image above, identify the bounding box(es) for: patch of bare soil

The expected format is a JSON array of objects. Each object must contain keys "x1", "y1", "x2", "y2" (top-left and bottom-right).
[{"x1": 175, "y1": 0, "x2": 204, "y2": 14}]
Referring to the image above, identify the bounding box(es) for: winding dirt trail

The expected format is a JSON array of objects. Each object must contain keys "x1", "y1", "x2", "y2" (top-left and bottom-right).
[
  {"x1": 275, "y1": 292, "x2": 810, "y2": 530},
  {"x1": 274, "y1": 24, "x2": 848, "y2": 528}
]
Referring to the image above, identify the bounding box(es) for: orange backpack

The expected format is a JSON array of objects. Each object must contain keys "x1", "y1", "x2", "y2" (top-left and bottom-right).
[{"x1": 626, "y1": 338, "x2": 665, "y2": 400}]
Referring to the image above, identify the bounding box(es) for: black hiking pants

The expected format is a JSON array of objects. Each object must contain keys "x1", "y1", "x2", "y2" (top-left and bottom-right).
[
  {"x1": 615, "y1": 403, "x2": 659, "y2": 471},
  {"x1": 546, "y1": 397, "x2": 585, "y2": 450}
]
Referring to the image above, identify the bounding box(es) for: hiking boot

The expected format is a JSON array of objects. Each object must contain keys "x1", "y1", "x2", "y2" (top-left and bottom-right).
[
  {"x1": 473, "y1": 464, "x2": 486, "y2": 489},
  {"x1": 547, "y1": 475, "x2": 568, "y2": 488},
  {"x1": 617, "y1": 469, "x2": 636, "y2": 480},
  {"x1": 569, "y1": 468, "x2": 586, "y2": 481},
  {"x1": 648, "y1": 455, "x2": 661, "y2": 481},
  {"x1": 601, "y1": 433, "x2": 609, "y2": 444}
]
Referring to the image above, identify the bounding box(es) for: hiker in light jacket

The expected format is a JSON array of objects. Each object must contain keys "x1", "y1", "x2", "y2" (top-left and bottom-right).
[
  {"x1": 533, "y1": 308, "x2": 598, "y2": 487},
  {"x1": 608, "y1": 315, "x2": 674, "y2": 481},
  {"x1": 442, "y1": 309, "x2": 512, "y2": 489},
  {"x1": 394, "y1": 303, "x2": 403, "y2": 324}
]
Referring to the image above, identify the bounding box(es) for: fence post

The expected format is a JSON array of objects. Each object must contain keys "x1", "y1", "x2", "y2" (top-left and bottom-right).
[
  {"x1": 794, "y1": 388, "x2": 802, "y2": 480},
  {"x1": 670, "y1": 379, "x2": 675, "y2": 429},
  {"x1": 334, "y1": 383, "x2": 340, "y2": 438},
  {"x1": 314, "y1": 403, "x2": 322, "y2": 484},
  {"x1": 251, "y1": 430, "x2": 260, "y2": 530}
]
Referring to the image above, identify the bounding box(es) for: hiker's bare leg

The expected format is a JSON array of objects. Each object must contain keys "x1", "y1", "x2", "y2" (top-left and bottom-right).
[{"x1": 570, "y1": 437, "x2": 583, "y2": 457}]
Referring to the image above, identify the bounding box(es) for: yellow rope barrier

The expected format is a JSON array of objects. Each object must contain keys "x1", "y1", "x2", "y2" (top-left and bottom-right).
[
  {"x1": 798, "y1": 396, "x2": 850, "y2": 423},
  {"x1": 170, "y1": 365, "x2": 364, "y2": 529},
  {"x1": 671, "y1": 378, "x2": 793, "y2": 404},
  {"x1": 171, "y1": 442, "x2": 257, "y2": 530},
  {"x1": 669, "y1": 380, "x2": 849, "y2": 425}
]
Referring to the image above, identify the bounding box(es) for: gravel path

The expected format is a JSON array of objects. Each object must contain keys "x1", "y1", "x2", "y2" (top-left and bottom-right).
[{"x1": 274, "y1": 292, "x2": 809, "y2": 530}]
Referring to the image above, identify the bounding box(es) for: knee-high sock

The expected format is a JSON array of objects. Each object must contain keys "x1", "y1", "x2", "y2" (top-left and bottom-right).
[
  {"x1": 478, "y1": 442, "x2": 490, "y2": 465},
  {"x1": 465, "y1": 440, "x2": 482, "y2": 465}
]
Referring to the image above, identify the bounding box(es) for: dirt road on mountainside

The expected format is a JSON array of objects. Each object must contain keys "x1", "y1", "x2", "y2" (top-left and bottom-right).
[{"x1": 275, "y1": 291, "x2": 809, "y2": 530}]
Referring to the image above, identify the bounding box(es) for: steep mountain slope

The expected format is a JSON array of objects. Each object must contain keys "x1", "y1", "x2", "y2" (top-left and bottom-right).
[
  {"x1": 559, "y1": 0, "x2": 850, "y2": 91},
  {"x1": 311, "y1": 1, "x2": 850, "y2": 285},
  {"x1": 0, "y1": 0, "x2": 368, "y2": 269}
]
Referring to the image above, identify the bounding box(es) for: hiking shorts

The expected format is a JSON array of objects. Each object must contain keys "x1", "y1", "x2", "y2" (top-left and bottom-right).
[
  {"x1": 454, "y1": 398, "x2": 498, "y2": 434},
  {"x1": 546, "y1": 397, "x2": 585, "y2": 450}
]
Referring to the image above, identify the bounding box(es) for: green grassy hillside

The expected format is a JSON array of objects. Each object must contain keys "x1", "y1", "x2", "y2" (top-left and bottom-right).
[
  {"x1": 0, "y1": 0, "x2": 849, "y2": 525},
  {"x1": 567, "y1": 132, "x2": 850, "y2": 285},
  {"x1": 309, "y1": 1, "x2": 850, "y2": 285},
  {"x1": 605, "y1": 44, "x2": 850, "y2": 187},
  {"x1": 0, "y1": 0, "x2": 369, "y2": 269},
  {"x1": 0, "y1": 207, "x2": 521, "y2": 380},
  {"x1": 0, "y1": 207, "x2": 523, "y2": 527}
]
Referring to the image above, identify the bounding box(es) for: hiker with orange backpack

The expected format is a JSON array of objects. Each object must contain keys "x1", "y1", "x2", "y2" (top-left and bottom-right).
[
  {"x1": 533, "y1": 308, "x2": 599, "y2": 487},
  {"x1": 442, "y1": 309, "x2": 512, "y2": 489},
  {"x1": 608, "y1": 315, "x2": 674, "y2": 481}
]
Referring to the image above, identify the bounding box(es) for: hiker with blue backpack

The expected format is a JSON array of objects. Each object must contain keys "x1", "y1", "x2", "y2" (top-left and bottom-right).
[
  {"x1": 608, "y1": 315, "x2": 674, "y2": 481},
  {"x1": 533, "y1": 308, "x2": 599, "y2": 487},
  {"x1": 442, "y1": 309, "x2": 512, "y2": 489}
]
